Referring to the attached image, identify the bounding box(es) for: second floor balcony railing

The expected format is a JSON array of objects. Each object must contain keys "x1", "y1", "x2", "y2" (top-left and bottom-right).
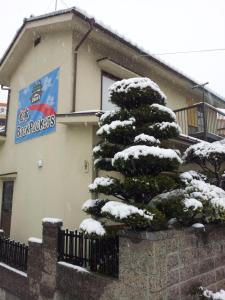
[{"x1": 174, "y1": 102, "x2": 225, "y2": 142}]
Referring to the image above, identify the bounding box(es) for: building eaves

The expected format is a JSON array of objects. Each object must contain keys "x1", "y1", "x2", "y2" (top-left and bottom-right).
[{"x1": 0, "y1": 6, "x2": 224, "y2": 103}]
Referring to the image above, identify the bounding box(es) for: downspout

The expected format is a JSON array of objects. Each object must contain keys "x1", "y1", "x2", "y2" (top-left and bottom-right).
[
  {"x1": 72, "y1": 17, "x2": 95, "y2": 112},
  {"x1": 0, "y1": 85, "x2": 11, "y2": 136}
]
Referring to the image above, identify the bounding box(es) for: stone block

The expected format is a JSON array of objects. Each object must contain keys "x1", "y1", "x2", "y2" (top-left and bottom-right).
[
  {"x1": 216, "y1": 266, "x2": 225, "y2": 281},
  {"x1": 180, "y1": 262, "x2": 199, "y2": 282},
  {"x1": 166, "y1": 285, "x2": 181, "y2": 300},
  {"x1": 167, "y1": 252, "x2": 179, "y2": 271},
  {"x1": 199, "y1": 258, "x2": 215, "y2": 274}
]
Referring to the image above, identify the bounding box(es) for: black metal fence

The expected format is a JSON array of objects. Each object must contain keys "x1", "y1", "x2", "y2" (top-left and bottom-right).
[
  {"x1": 0, "y1": 237, "x2": 28, "y2": 272},
  {"x1": 58, "y1": 229, "x2": 119, "y2": 277}
]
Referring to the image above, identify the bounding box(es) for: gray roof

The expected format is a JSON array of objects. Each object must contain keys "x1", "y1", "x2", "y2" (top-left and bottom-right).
[{"x1": 0, "y1": 6, "x2": 224, "y2": 103}]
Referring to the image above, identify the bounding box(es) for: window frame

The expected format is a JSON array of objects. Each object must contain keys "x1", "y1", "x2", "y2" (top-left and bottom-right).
[{"x1": 100, "y1": 71, "x2": 121, "y2": 111}]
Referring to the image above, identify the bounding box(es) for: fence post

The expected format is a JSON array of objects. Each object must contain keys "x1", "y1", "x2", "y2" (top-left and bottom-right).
[
  {"x1": 40, "y1": 218, "x2": 63, "y2": 299},
  {"x1": 27, "y1": 238, "x2": 43, "y2": 300},
  {"x1": 0, "y1": 229, "x2": 5, "y2": 238}
]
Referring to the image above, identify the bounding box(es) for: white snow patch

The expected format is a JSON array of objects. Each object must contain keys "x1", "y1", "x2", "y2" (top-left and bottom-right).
[
  {"x1": 28, "y1": 237, "x2": 42, "y2": 244},
  {"x1": 42, "y1": 217, "x2": 62, "y2": 224},
  {"x1": 89, "y1": 177, "x2": 114, "y2": 191},
  {"x1": 189, "y1": 179, "x2": 225, "y2": 209},
  {"x1": 109, "y1": 77, "x2": 166, "y2": 100},
  {"x1": 0, "y1": 263, "x2": 27, "y2": 277},
  {"x1": 79, "y1": 218, "x2": 106, "y2": 236},
  {"x1": 97, "y1": 118, "x2": 135, "y2": 136},
  {"x1": 82, "y1": 199, "x2": 98, "y2": 211},
  {"x1": 99, "y1": 110, "x2": 119, "y2": 122},
  {"x1": 183, "y1": 140, "x2": 225, "y2": 161},
  {"x1": 112, "y1": 145, "x2": 182, "y2": 164},
  {"x1": 93, "y1": 145, "x2": 101, "y2": 153},
  {"x1": 183, "y1": 198, "x2": 203, "y2": 211},
  {"x1": 101, "y1": 201, "x2": 153, "y2": 220},
  {"x1": 151, "y1": 103, "x2": 176, "y2": 120},
  {"x1": 58, "y1": 261, "x2": 89, "y2": 273},
  {"x1": 149, "y1": 121, "x2": 182, "y2": 134},
  {"x1": 168, "y1": 218, "x2": 177, "y2": 225},
  {"x1": 201, "y1": 287, "x2": 225, "y2": 299},
  {"x1": 94, "y1": 158, "x2": 111, "y2": 166},
  {"x1": 180, "y1": 171, "x2": 206, "y2": 183},
  {"x1": 134, "y1": 134, "x2": 160, "y2": 145},
  {"x1": 192, "y1": 223, "x2": 205, "y2": 229}
]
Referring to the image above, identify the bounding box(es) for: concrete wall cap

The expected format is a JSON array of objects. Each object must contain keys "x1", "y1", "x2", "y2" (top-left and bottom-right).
[
  {"x1": 28, "y1": 237, "x2": 42, "y2": 244},
  {"x1": 42, "y1": 217, "x2": 63, "y2": 226},
  {"x1": 120, "y1": 224, "x2": 224, "y2": 241}
]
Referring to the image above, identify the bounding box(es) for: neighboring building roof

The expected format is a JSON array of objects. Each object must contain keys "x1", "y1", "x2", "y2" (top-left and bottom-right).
[{"x1": 0, "y1": 6, "x2": 224, "y2": 103}]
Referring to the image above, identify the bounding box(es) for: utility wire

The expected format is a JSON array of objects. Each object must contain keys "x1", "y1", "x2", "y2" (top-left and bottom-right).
[{"x1": 146, "y1": 48, "x2": 225, "y2": 56}]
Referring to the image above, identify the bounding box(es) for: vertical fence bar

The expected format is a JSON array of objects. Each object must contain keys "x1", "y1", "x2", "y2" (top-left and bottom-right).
[
  {"x1": 58, "y1": 229, "x2": 119, "y2": 277},
  {"x1": 0, "y1": 237, "x2": 28, "y2": 271}
]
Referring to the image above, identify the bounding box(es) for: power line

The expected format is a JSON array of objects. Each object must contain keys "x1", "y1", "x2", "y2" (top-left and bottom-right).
[{"x1": 142, "y1": 48, "x2": 225, "y2": 56}]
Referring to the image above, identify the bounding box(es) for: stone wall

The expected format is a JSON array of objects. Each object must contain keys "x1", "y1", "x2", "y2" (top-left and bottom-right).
[{"x1": 0, "y1": 220, "x2": 224, "y2": 300}]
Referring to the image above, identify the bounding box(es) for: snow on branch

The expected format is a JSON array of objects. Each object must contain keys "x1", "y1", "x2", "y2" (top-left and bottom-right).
[
  {"x1": 109, "y1": 77, "x2": 166, "y2": 100},
  {"x1": 101, "y1": 201, "x2": 153, "y2": 220},
  {"x1": 89, "y1": 177, "x2": 114, "y2": 191},
  {"x1": 112, "y1": 145, "x2": 182, "y2": 164},
  {"x1": 150, "y1": 103, "x2": 176, "y2": 121},
  {"x1": 79, "y1": 218, "x2": 106, "y2": 236},
  {"x1": 134, "y1": 134, "x2": 160, "y2": 145},
  {"x1": 97, "y1": 118, "x2": 135, "y2": 136}
]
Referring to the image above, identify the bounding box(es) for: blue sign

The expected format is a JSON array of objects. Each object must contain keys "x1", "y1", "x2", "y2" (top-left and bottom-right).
[{"x1": 15, "y1": 68, "x2": 59, "y2": 143}]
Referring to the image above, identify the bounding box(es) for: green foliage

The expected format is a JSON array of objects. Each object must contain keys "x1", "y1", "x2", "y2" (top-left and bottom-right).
[
  {"x1": 183, "y1": 141, "x2": 225, "y2": 188},
  {"x1": 98, "y1": 109, "x2": 129, "y2": 126},
  {"x1": 97, "y1": 121, "x2": 137, "y2": 145},
  {"x1": 123, "y1": 175, "x2": 180, "y2": 204},
  {"x1": 83, "y1": 199, "x2": 109, "y2": 219},
  {"x1": 110, "y1": 85, "x2": 166, "y2": 109},
  {"x1": 81, "y1": 77, "x2": 184, "y2": 234},
  {"x1": 89, "y1": 177, "x2": 122, "y2": 196},
  {"x1": 101, "y1": 204, "x2": 166, "y2": 230},
  {"x1": 113, "y1": 153, "x2": 181, "y2": 177},
  {"x1": 129, "y1": 104, "x2": 174, "y2": 126},
  {"x1": 146, "y1": 122, "x2": 181, "y2": 140},
  {"x1": 94, "y1": 158, "x2": 115, "y2": 171},
  {"x1": 93, "y1": 142, "x2": 123, "y2": 160},
  {"x1": 151, "y1": 174, "x2": 225, "y2": 226}
]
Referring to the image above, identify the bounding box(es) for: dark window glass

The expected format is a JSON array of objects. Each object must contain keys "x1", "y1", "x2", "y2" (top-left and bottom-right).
[{"x1": 2, "y1": 181, "x2": 14, "y2": 211}]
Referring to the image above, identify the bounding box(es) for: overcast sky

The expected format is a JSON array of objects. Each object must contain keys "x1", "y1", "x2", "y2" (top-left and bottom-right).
[{"x1": 0, "y1": 0, "x2": 225, "y2": 101}]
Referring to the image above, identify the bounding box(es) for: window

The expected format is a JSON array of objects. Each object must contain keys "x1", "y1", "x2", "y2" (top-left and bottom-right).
[{"x1": 101, "y1": 73, "x2": 120, "y2": 111}]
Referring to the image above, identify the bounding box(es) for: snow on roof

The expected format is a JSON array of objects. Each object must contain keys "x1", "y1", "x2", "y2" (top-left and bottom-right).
[{"x1": 0, "y1": 7, "x2": 224, "y2": 103}]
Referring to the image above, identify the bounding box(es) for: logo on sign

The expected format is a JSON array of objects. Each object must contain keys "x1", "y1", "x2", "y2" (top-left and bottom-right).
[{"x1": 15, "y1": 68, "x2": 59, "y2": 143}]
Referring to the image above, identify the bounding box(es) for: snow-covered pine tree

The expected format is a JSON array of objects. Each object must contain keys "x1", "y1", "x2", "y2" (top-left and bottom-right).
[
  {"x1": 183, "y1": 140, "x2": 225, "y2": 188},
  {"x1": 80, "y1": 77, "x2": 182, "y2": 235}
]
